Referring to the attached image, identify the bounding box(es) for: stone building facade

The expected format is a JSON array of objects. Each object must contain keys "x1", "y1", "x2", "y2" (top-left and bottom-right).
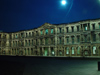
[{"x1": 0, "y1": 19, "x2": 100, "y2": 57}]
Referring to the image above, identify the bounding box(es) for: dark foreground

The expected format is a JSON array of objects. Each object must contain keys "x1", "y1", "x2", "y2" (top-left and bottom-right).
[{"x1": 0, "y1": 56, "x2": 100, "y2": 75}]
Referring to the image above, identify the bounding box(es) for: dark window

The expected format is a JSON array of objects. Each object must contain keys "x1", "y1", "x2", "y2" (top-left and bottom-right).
[
  {"x1": 0, "y1": 34, "x2": 1, "y2": 39},
  {"x1": 59, "y1": 37, "x2": 61, "y2": 44},
  {"x1": 92, "y1": 24, "x2": 95, "y2": 30},
  {"x1": 72, "y1": 36, "x2": 74, "y2": 44},
  {"x1": 45, "y1": 38, "x2": 48, "y2": 44},
  {"x1": 77, "y1": 26, "x2": 79, "y2": 31},
  {"x1": 66, "y1": 37, "x2": 69, "y2": 43},
  {"x1": 93, "y1": 34, "x2": 96, "y2": 42},
  {"x1": 77, "y1": 36, "x2": 80, "y2": 43},
  {"x1": 32, "y1": 32, "x2": 34, "y2": 36},
  {"x1": 99, "y1": 23, "x2": 100, "y2": 29},
  {"x1": 66, "y1": 27, "x2": 69, "y2": 33},
  {"x1": 84, "y1": 35, "x2": 87, "y2": 42},
  {"x1": 29, "y1": 32, "x2": 31, "y2": 37},
  {"x1": 26, "y1": 33, "x2": 28, "y2": 37},
  {"x1": 59, "y1": 28, "x2": 61, "y2": 33},
  {"x1": 72, "y1": 27, "x2": 74, "y2": 32}
]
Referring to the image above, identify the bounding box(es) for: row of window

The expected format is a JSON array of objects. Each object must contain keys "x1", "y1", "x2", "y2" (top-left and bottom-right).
[
  {"x1": 58, "y1": 23, "x2": 100, "y2": 33},
  {"x1": 0, "y1": 46, "x2": 97, "y2": 55}
]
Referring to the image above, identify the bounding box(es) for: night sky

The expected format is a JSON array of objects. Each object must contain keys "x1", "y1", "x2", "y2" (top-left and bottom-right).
[{"x1": 0, "y1": 0, "x2": 100, "y2": 32}]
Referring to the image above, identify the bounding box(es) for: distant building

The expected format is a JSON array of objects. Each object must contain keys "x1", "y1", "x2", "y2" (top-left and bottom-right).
[{"x1": 0, "y1": 18, "x2": 100, "y2": 57}]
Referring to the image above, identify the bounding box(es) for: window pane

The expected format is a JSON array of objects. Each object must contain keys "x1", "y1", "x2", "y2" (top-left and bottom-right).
[
  {"x1": 77, "y1": 47, "x2": 80, "y2": 54},
  {"x1": 99, "y1": 24, "x2": 100, "y2": 29},
  {"x1": 51, "y1": 29, "x2": 53, "y2": 33},
  {"x1": 41, "y1": 30, "x2": 42, "y2": 35},
  {"x1": 85, "y1": 26, "x2": 87, "y2": 30},
  {"x1": 93, "y1": 46, "x2": 96, "y2": 54},
  {"x1": 72, "y1": 47, "x2": 74, "y2": 54},
  {"x1": 66, "y1": 47, "x2": 69, "y2": 54},
  {"x1": 45, "y1": 29, "x2": 48, "y2": 34}
]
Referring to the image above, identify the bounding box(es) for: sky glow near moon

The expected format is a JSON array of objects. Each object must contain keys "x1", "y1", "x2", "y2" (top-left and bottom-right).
[{"x1": 61, "y1": 0, "x2": 66, "y2": 5}]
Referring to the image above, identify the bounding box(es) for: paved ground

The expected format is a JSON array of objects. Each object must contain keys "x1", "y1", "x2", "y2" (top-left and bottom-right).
[{"x1": 0, "y1": 56, "x2": 100, "y2": 75}]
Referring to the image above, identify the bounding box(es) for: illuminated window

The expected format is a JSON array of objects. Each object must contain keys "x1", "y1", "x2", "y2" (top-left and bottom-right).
[
  {"x1": 51, "y1": 50, "x2": 55, "y2": 55},
  {"x1": 93, "y1": 46, "x2": 96, "y2": 54},
  {"x1": 51, "y1": 29, "x2": 53, "y2": 34},
  {"x1": 72, "y1": 47, "x2": 74, "y2": 54},
  {"x1": 99, "y1": 23, "x2": 100, "y2": 29},
  {"x1": 15, "y1": 34, "x2": 17, "y2": 38},
  {"x1": 41, "y1": 30, "x2": 43, "y2": 35},
  {"x1": 66, "y1": 47, "x2": 69, "y2": 54},
  {"x1": 45, "y1": 29, "x2": 48, "y2": 34},
  {"x1": 84, "y1": 25, "x2": 87, "y2": 31},
  {"x1": 77, "y1": 47, "x2": 80, "y2": 54}
]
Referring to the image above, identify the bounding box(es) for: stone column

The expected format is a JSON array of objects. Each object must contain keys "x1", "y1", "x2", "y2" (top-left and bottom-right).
[
  {"x1": 54, "y1": 36, "x2": 57, "y2": 45},
  {"x1": 75, "y1": 47, "x2": 77, "y2": 56},
  {"x1": 43, "y1": 38, "x2": 45, "y2": 45},
  {"x1": 69, "y1": 47, "x2": 71, "y2": 57},
  {"x1": 90, "y1": 23, "x2": 93, "y2": 31},
  {"x1": 64, "y1": 36, "x2": 66, "y2": 45},
  {"x1": 69, "y1": 36, "x2": 72, "y2": 44},
  {"x1": 48, "y1": 47, "x2": 51, "y2": 56},
  {"x1": 55, "y1": 27, "x2": 57, "y2": 34},
  {"x1": 95, "y1": 22, "x2": 99, "y2": 29},
  {"x1": 42, "y1": 47, "x2": 44, "y2": 56},
  {"x1": 74, "y1": 36, "x2": 77, "y2": 44},
  {"x1": 69, "y1": 26, "x2": 71, "y2": 32},
  {"x1": 64, "y1": 47, "x2": 66, "y2": 56},
  {"x1": 91, "y1": 46, "x2": 93, "y2": 56},
  {"x1": 96, "y1": 33, "x2": 99, "y2": 42},
  {"x1": 54, "y1": 47, "x2": 57, "y2": 56}
]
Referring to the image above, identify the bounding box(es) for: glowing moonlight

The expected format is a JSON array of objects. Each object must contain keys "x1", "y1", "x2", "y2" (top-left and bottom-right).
[{"x1": 62, "y1": 0, "x2": 66, "y2": 5}]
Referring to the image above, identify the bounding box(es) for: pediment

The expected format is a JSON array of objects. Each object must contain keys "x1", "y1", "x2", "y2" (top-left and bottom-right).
[{"x1": 38, "y1": 23, "x2": 55, "y2": 29}]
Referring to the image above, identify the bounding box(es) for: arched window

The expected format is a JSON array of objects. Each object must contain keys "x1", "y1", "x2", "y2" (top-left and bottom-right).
[
  {"x1": 77, "y1": 47, "x2": 80, "y2": 54},
  {"x1": 51, "y1": 29, "x2": 53, "y2": 34},
  {"x1": 93, "y1": 46, "x2": 96, "y2": 54},
  {"x1": 41, "y1": 30, "x2": 43, "y2": 35},
  {"x1": 66, "y1": 47, "x2": 69, "y2": 54},
  {"x1": 45, "y1": 29, "x2": 48, "y2": 34},
  {"x1": 45, "y1": 38, "x2": 48, "y2": 44},
  {"x1": 72, "y1": 47, "x2": 74, "y2": 54}
]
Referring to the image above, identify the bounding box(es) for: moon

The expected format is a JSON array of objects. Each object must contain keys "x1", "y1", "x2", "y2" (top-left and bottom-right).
[{"x1": 62, "y1": 0, "x2": 66, "y2": 5}]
